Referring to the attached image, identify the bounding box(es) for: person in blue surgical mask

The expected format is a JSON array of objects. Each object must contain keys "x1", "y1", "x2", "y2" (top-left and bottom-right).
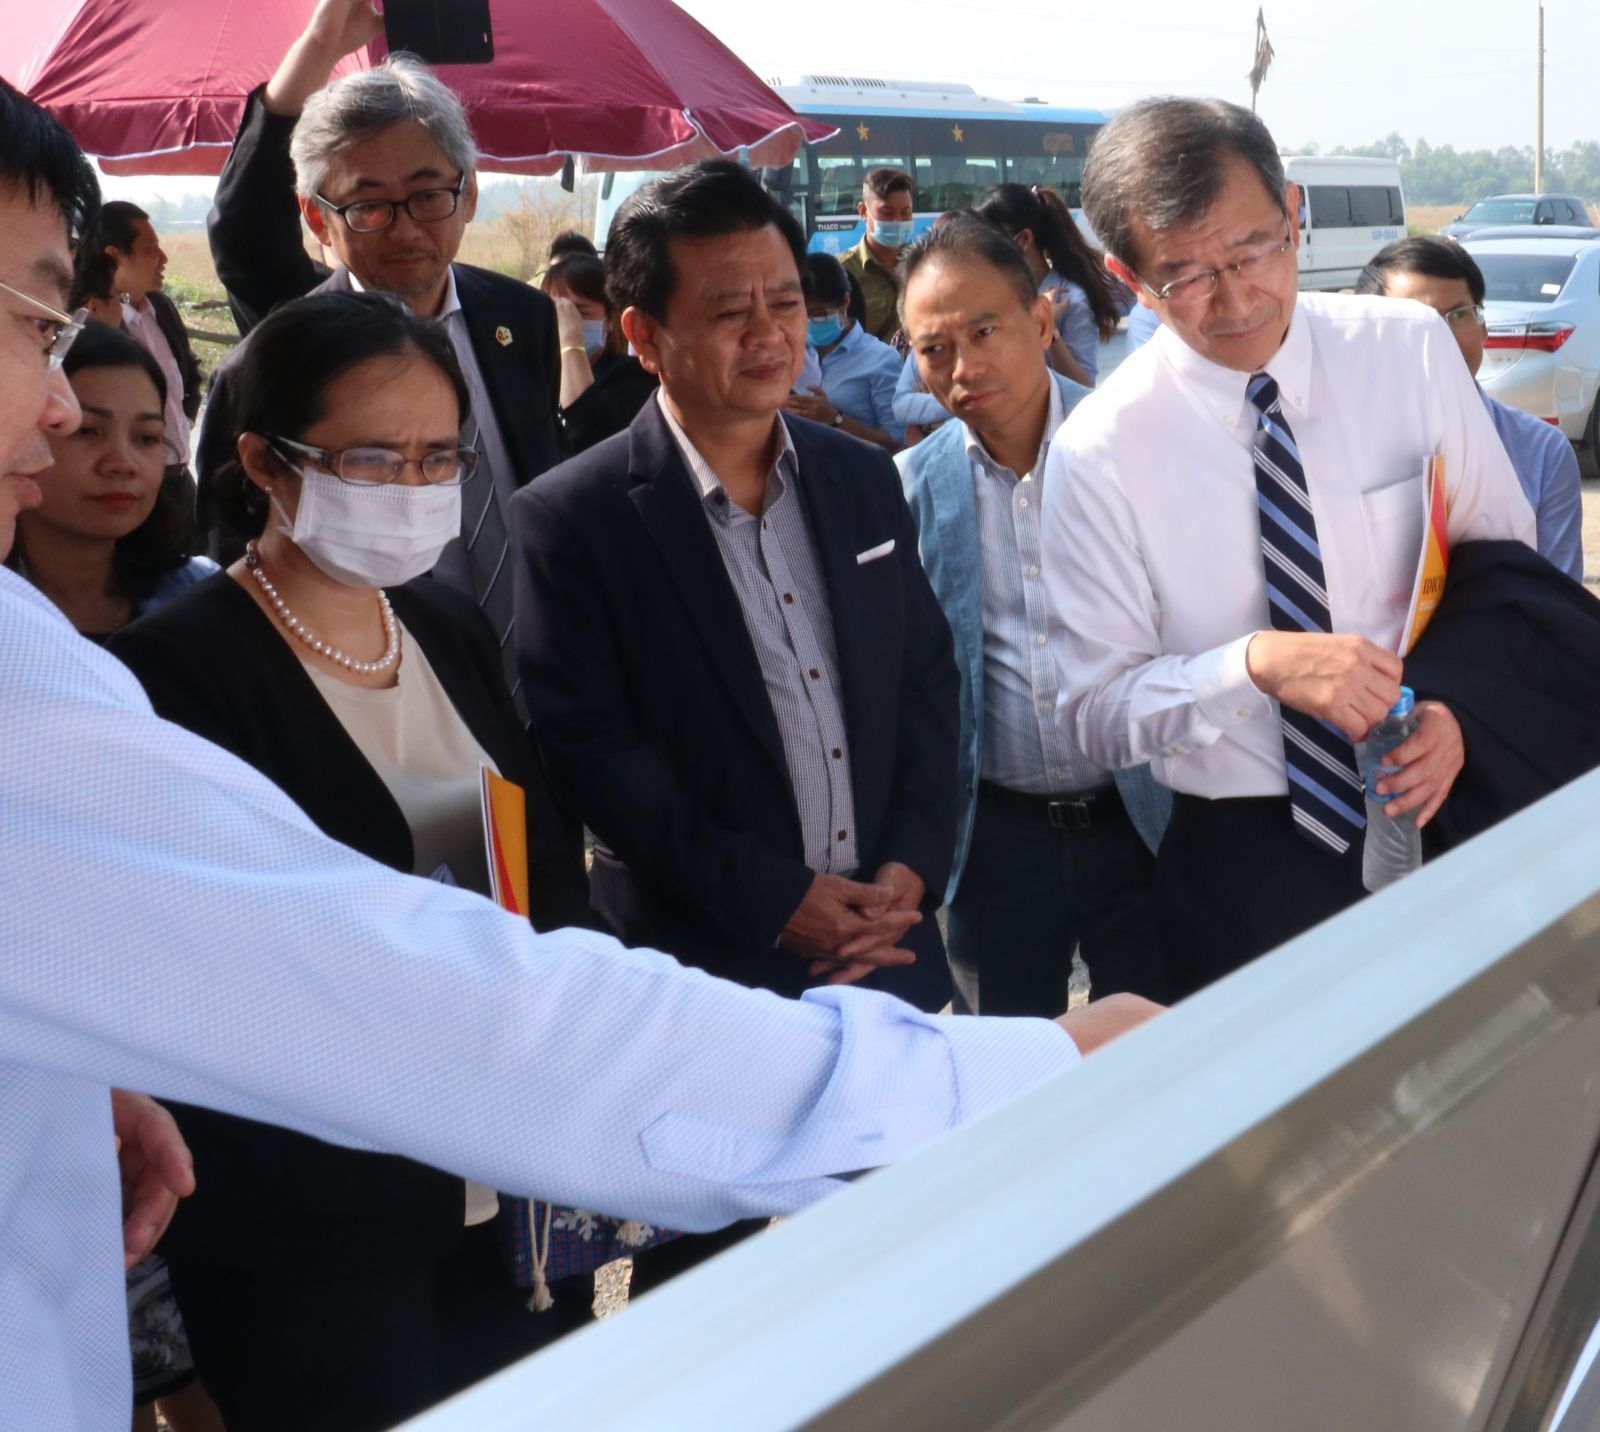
[
  {"x1": 785, "y1": 252, "x2": 903, "y2": 454},
  {"x1": 842, "y1": 166, "x2": 917, "y2": 343},
  {"x1": 106, "y1": 288, "x2": 606, "y2": 1431},
  {"x1": 542, "y1": 254, "x2": 657, "y2": 453}
]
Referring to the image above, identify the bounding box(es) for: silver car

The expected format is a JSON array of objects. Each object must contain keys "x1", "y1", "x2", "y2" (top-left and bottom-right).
[
  {"x1": 1462, "y1": 230, "x2": 1600, "y2": 457},
  {"x1": 1442, "y1": 192, "x2": 1594, "y2": 240}
]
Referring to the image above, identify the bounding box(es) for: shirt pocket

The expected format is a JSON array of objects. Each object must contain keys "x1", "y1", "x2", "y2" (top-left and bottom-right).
[{"x1": 1357, "y1": 473, "x2": 1425, "y2": 612}]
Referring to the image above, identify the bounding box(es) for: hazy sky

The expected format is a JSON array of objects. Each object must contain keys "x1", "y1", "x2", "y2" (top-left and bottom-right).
[
  {"x1": 97, "y1": 0, "x2": 1595, "y2": 204},
  {"x1": 675, "y1": 0, "x2": 1595, "y2": 152}
]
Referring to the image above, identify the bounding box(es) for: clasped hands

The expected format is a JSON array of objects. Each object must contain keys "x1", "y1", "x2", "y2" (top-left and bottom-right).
[
  {"x1": 779, "y1": 862, "x2": 925, "y2": 986},
  {"x1": 1246, "y1": 630, "x2": 1463, "y2": 828}
]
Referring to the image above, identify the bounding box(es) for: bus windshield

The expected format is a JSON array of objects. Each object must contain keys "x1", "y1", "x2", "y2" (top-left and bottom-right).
[{"x1": 792, "y1": 112, "x2": 1102, "y2": 254}]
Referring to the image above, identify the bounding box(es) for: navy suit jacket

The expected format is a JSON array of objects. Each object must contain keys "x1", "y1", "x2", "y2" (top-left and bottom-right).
[{"x1": 511, "y1": 398, "x2": 960, "y2": 1010}]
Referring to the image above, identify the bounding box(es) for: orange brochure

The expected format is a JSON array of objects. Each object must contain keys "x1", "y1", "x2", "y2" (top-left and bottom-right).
[
  {"x1": 1399, "y1": 455, "x2": 1449, "y2": 656},
  {"x1": 479, "y1": 765, "x2": 529, "y2": 918}
]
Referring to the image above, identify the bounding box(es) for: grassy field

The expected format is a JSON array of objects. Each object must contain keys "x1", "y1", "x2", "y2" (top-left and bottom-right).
[{"x1": 1408, "y1": 203, "x2": 1464, "y2": 235}]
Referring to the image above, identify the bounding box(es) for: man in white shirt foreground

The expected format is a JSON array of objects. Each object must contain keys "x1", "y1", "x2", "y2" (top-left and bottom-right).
[
  {"x1": 1043, "y1": 97, "x2": 1536, "y2": 998},
  {"x1": 0, "y1": 81, "x2": 1158, "y2": 1429}
]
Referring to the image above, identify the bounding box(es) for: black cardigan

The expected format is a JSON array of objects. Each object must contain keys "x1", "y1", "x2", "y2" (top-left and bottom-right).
[
  {"x1": 558, "y1": 350, "x2": 658, "y2": 454},
  {"x1": 107, "y1": 571, "x2": 601, "y2": 1272}
]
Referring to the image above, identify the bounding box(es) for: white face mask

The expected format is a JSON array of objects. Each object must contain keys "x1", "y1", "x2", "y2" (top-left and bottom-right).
[{"x1": 273, "y1": 467, "x2": 462, "y2": 588}]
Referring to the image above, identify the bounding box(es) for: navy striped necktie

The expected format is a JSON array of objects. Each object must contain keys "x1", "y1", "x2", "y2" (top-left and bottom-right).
[{"x1": 1247, "y1": 372, "x2": 1366, "y2": 856}]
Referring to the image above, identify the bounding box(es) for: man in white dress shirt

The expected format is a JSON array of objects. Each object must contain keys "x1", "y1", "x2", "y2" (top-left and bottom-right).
[
  {"x1": 1042, "y1": 98, "x2": 1537, "y2": 997},
  {"x1": 0, "y1": 80, "x2": 1159, "y2": 1430}
]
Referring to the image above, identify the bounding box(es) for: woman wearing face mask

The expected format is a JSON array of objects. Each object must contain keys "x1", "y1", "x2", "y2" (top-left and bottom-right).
[
  {"x1": 540, "y1": 254, "x2": 656, "y2": 452},
  {"x1": 108, "y1": 291, "x2": 604, "y2": 1432},
  {"x1": 6, "y1": 322, "x2": 213, "y2": 639},
  {"x1": 782, "y1": 252, "x2": 903, "y2": 454},
  {"x1": 974, "y1": 182, "x2": 1123, "y2": 386}
]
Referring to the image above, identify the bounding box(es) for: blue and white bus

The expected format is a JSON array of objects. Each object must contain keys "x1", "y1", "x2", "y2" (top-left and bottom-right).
[
  {"x1": 761, "y1": 75, "x2": 1108, "y2": 254},
  {"x1": 592, "y1": 75, "x2": 1109, "y2": 254}
]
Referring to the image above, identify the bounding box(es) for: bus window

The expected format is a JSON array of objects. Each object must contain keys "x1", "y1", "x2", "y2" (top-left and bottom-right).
[
  {"x1": 803, "y1": 115, "x2": 912, "y2": 216},
  {"x1": 1308, "y1": 186, "x2": 1352, "y2": 229},
  {"x1": 1003, "y1": 123, "x2": 1094, "y2": 206},
  {"x1": 914, "y1": 154, "x2": 1002, "y2": 212},
  {"x1": 813, "y1": 153, "x2": 912, "y2": 214},
  {"x1": 907, "y1": 115, "x2": 1003, "y2": 211}
]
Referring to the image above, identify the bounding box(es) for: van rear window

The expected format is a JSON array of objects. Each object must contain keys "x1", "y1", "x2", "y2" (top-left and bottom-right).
[
  {"x1": 1351, "y1": 186, "x2": 1404, "y2": 226},
  {"x1": 1474, "y1": 253, "x2": 1578, "y2": 302}
]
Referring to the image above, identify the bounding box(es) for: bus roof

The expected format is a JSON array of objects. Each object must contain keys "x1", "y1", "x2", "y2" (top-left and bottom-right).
[{"x1": 767, "y1": 75, "x2": 1105, "y2": 126}]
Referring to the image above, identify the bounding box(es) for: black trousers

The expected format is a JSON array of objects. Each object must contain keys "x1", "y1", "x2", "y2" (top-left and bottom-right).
[
  {"x1": 1157, "y1": 793, "x2": 1368, "y2": 1000},
  {"x1": 946, "y1": 781, "x2": 1171, "y2": 1014},
  {"x1": 169, "y1": 1221, "x2": 595, "y2": 1432}
]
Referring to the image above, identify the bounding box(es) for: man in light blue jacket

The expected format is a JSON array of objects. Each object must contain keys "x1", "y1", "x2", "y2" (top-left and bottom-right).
[{"x1": 896, "y1": 216, "x2": 1173, "y2": 1015}]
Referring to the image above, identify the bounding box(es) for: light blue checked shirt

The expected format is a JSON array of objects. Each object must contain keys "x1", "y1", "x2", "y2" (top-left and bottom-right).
[
  {"x1": 893, "y1": 350, "x2": 950, "y2": 428},
  {"x1": 963, "y1": 377, "x2": 1107, "y2": 795},
  {"x1": 0, "y1": 564, "x2": 1080, "y2": 1429},
  {"x1": 1039, "y1": 271, "x2": 1103, "y2": 384},
  {"x1": 1480, "y1": 389, "x2": 1583, "y2": 582},
  {"x1": 816, "y1": 321, "x2": 903, "y2": 439}
]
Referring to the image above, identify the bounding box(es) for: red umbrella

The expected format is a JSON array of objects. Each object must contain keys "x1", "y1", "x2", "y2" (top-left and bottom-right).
[{"x1": 5, "y1": 0, "x2": 835, "y2": 176}]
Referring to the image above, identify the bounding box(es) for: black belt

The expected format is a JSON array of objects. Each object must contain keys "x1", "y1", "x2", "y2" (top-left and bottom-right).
[{"x1": 978, "y1": 780, "x2": 1122, "y2": 831}]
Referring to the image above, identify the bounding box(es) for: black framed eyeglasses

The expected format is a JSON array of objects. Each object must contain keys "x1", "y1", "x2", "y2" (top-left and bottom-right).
[
  {"x1": 0, "y1": 278, "x2": 88, "y2": 372},
  {"x1": 265, "y1": 434, "x2": 479, "y2": 487},
  {"x1": 313, "y1": 174, "x2": 469, "y2": 234},
  {"x1": 1136, "y1": 225, "x2": 1295, "y2": 310}
]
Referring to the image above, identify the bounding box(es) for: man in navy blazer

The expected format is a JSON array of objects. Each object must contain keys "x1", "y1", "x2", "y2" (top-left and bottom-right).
[
  {"x1": 511, "y1": 162, "x2": 960, "y2": 1019},
  {"x1": 195, "y1": 14, "x2": 563, "y2": 712},
  {"x1": 896, "y1": 216, "x2": 1173, "y2": 1014}
]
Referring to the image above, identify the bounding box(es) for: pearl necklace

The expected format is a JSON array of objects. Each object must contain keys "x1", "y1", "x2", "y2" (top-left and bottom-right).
[{"x1": 245, "y1": 541, "x2": 400, "y2": 674}]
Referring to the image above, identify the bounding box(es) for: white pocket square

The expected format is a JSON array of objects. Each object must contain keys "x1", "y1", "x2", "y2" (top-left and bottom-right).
[{"x1": 856, "y1": 539, "x2": 895, "y2": 565}]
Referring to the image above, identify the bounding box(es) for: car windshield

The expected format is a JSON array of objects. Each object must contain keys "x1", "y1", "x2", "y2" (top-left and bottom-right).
[
  {"x1": 1474, "y1": 252, "x2": 1579, "y2": 303},
  {"x1": 1463, "y1": 198, "x2": 1540, "y2": 223}
]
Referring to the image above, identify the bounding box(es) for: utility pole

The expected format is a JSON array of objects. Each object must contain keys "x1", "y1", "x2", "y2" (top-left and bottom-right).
[{"x1": 1534, "y1": 2, "x2": 1545, "y2": 192}]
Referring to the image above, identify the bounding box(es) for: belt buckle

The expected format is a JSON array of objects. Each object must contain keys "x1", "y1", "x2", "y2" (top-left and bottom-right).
[{"x1": 1046, "y1": 797, "x2": 1093, "y2": 831}]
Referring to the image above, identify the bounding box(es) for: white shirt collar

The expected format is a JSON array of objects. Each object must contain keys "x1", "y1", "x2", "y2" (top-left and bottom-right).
[
  {"x1": 1154, "y1": 295, "x2": 1314, "y2": 434},
  {"x1": 346, "y1": 265, "x2": 461, "y2": 321},
  {"x1": 655, "y1": 390, "x2": 798, "y2": 504},
  {"x1": 962, "y1": 371, "x2": 1066, "y2": 482}
]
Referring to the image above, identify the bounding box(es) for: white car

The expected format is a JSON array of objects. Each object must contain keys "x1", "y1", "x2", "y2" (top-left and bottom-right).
[{"x1": 1463, "y1": 229, "x2": 1600, "y2": 458}]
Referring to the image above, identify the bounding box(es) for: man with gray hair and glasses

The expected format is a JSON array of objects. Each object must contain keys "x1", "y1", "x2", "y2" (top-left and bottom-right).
[
  {"x1": 197, "y1": 0, "x2": 564, "y2": 711},
  {"x1": 1040, "y1": 97, "x2": 1536, "y2": 998}
]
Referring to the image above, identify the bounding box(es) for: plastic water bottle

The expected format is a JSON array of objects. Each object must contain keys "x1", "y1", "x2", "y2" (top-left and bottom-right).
[{"x1": 1362, "y1": 686, "x2": 1422, "y2": 892}]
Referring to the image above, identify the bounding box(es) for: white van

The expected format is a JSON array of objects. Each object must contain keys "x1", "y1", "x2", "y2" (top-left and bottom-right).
[{"x1": 1282, "y1": 155, "x2": 1407, "y2": 291}]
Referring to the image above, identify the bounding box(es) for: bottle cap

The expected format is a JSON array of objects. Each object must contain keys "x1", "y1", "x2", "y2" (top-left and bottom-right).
[{"x1": 1390, "y1": 685, "x2": 1415, "y2": 718}]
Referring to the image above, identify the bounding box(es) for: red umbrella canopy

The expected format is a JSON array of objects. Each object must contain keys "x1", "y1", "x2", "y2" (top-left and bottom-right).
[{"x1": 5, "y1": 0, "x2": 835, "y2": 176}]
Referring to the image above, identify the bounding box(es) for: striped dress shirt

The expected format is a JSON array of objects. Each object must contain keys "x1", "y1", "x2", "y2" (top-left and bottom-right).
[
  {"x1": 963, "y1": 377, "x2": 1109, "y2": 796},
  {"x1": 658, "y1": 396, "x2": 859, "y2": 873}
]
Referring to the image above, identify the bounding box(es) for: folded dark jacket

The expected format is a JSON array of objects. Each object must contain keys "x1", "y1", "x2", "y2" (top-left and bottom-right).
[{"x1": 1405, "y1": 539, "x2": 1600, "y2": 849}]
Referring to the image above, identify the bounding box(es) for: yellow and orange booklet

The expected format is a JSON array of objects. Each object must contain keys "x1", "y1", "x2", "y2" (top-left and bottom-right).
[
  {"x1": 479, "y1": 765, "x2": 529, "y2": 918},
  {"x1": 1398, "y1": 454, "x2": 1449, "y2": 656}
]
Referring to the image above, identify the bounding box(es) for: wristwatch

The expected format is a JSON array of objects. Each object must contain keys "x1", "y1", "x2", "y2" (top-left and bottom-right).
[{"x1": 831, "y1": 410, "x2": 845, "y2": 427}]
